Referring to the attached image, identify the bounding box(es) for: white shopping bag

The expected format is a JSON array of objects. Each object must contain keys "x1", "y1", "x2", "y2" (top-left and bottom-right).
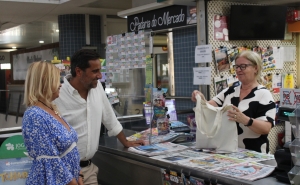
[{"x1": 194, "y1": 94, "x2": 238, "y2": 153}]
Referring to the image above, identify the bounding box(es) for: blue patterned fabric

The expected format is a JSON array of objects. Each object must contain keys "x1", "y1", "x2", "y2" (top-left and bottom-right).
[{"x1": 22, "y1": 106, "x2": 80, "y2": 185}]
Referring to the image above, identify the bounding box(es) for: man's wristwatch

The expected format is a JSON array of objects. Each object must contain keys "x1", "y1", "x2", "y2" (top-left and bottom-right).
[{"x1": 245, "y1": 118, "x2": 253, "y2": 127}]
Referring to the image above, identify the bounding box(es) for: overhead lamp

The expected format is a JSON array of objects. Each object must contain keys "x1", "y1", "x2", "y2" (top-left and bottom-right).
[
  {"x1": 39, "y1": 40, "x2": 44, "y2": 43},
  {"x1": 56, "y1": 29, "x2": 59, "y2": 32},
  {"x1": 12, "y1": 46, "x2": 16, "y2": 49}
]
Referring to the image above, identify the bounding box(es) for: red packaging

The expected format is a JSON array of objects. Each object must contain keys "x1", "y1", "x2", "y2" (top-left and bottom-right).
[{"x1": 287, "y1": 10, "x2": 300, "y2": 23}]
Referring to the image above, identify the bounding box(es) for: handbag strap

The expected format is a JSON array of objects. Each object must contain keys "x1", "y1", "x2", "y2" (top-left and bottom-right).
[{"x1": 195, "y1": 94, "x2": 222, "y2": 138}]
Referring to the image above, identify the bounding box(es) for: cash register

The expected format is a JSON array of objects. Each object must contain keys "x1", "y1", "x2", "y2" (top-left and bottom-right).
[{"x1": 275, "y1": 106, "x2": 295, "y2": 183}]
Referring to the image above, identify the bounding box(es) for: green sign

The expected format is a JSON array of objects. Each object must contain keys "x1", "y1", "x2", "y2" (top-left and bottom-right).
[{"x1": 0, "y1": 135, "x2": 27, "y2": 159}]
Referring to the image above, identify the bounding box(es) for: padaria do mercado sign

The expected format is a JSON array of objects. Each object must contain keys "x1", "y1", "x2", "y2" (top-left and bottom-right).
[{"x1": 127, "y1": 5, "x2": 189, "y2": 32}]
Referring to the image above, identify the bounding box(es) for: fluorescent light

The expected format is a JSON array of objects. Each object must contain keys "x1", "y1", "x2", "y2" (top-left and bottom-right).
[
  {"x1": 1, "y1": 63, "x2": 11, "y2": 70},
  {"x1": 56, "y1": 29, "x2": 59, "y2": 32},
  {"x1": 0, "y1": 0, "x2": 70, "y2": 4},
  {"x1": 39, "y1": 40, "x2": 44, "y2": 43},
  {"x1": 12, "y1": 46, "x2": 16, "y2": 49}
]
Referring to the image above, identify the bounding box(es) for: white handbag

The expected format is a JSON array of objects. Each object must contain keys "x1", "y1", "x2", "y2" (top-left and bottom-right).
[{"x1": 194, "y1": 94, "x2": 238, "y2": 153}]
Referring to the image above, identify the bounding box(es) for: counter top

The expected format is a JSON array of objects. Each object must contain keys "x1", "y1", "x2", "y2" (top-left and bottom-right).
[{"x1": 97, "y1": 129, "x2": 288, "y2": 185}]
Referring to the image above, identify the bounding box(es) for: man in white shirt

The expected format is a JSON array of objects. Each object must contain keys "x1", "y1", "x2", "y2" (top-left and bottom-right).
[{"x1": 54, "y1": 49, "x2": 144, "y2": 185}]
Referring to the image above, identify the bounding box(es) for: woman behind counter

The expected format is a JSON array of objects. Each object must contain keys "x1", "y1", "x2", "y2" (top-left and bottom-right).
[
  {"x1": 22, "y1": 61, "x2": 83, "y2": 185},
  {"x1": 192, "y1": 51, "x2": 276, "y2": 153}
]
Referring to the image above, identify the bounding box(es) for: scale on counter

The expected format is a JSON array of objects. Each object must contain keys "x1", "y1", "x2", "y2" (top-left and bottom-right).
[{"x1": 277, "y1": 106, "x2": 295, "y2": 143}]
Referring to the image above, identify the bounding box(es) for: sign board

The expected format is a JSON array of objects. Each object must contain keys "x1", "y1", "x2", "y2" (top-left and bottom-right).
[
  {"x1": 127, "y1": 5, "x2": 196, "y2": 32},
  {"x1": 280, "y1": 88, "x2": 300, "y2": 109},
  {"x1": 13, "y1": 48, "x2": 59, "y2": 80},
  {"x1": 0, "y1": 52, "x2": 10, "y2": 64},
  {"x1": 0, "y1": 135, "x2": 31, "y2": 184}
]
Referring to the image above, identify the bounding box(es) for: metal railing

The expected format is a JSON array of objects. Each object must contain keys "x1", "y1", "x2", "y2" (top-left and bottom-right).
[{"x1": 0, "y1": 89, "x2": 25, "y2": 124}]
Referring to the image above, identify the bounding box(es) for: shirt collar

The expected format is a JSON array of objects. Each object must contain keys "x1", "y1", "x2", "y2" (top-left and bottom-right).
[{"x1": 63, "y1": 75, "x2": 78, "y2": 95}]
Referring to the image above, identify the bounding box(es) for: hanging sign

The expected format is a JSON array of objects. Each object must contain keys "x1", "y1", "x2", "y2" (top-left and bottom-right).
[
  {"x1": 127, "y1": 5, "x2": 193, "y2": 32},
  {"x1": 0, "y1": 52, "x2": 10, "y2": 64}
]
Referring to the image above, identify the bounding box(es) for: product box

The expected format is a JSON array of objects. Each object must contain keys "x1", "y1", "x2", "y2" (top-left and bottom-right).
[{"x1": 287, "y1": 10, "x2": 300, "y2": 23}]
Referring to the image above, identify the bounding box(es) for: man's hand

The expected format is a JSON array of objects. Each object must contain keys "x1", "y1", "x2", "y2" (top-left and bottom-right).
[
  {"x1": 123, "y1": 140, "x2": 145, "y2": 148},
  {"x1": 117, "y1": 131, "x2": 145, "y2": 148}
]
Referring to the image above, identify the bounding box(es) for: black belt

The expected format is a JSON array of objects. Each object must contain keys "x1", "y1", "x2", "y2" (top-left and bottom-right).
[{"x1": 80, "y1": 159, "x2": 91, "y2": 167}]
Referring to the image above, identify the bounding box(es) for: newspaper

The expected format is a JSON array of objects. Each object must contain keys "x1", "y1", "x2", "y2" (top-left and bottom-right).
[
  {"x1": 177, "y1": 154, "x2": 245, "y2": 170},
  {"x1": 150, "y1": 150, "x2": 209, "y2": 164},
  {"x1": 223, "y1": 148, "x2": 274, "y2": 162},
  {"x1": 128, "y1": 142, "x2": 188, "y2": 157},
  {"x1": 212, "y1": 162, "x2": 275, "y2": 181}
]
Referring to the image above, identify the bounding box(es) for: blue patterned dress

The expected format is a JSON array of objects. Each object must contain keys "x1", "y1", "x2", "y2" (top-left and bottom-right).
[{"x1": 22, "y1": 106, "x2": 80, "y2": 185}]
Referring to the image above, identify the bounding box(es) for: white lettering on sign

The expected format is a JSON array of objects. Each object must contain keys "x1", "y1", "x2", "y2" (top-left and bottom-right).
[{"x1": 129, "y1": 9, "x2": 185, "y2": 31}]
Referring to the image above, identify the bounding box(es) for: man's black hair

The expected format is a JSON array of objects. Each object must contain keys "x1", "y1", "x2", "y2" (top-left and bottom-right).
[{"x1": 70, "y1": 49, "x2": 100, "y2": 77}]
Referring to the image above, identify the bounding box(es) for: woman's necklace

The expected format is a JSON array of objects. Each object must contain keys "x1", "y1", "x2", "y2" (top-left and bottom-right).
[{"x1": 38, "y1": 100, "x2": 61, "y2": 118}]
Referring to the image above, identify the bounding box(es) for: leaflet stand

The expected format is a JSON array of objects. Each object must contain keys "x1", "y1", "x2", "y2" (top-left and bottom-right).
[
  {"x1": 288, "y1": 104, "x2": 300, "y2": 184},
  {"x1": 149, "y1": 87, "x2": 169, "y2": 145}
]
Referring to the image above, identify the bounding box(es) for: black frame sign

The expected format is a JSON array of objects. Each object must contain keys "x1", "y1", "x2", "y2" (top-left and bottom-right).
[{"x1": 127, "y1": 5, "x2": 189, "y2": 32}]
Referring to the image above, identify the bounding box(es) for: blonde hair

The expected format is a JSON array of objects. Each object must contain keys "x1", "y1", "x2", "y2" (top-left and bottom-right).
[
  {"x1": 235, "y1": 50, "x2": 263, "y2": 84},
  {"x1": 24, "y1": 61, "x2": 60, "y2": 110}
]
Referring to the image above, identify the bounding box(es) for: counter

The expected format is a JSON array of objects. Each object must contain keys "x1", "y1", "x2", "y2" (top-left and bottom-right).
[{"x1": 93, "y1": 129, "x2": 288, "y2": 185}]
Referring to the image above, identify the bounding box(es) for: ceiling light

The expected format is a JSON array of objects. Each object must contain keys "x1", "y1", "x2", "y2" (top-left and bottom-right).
[
  {"x1": 12, "y1": 46, "x2": 16, "y2": 49},
  {"x1": 56, "y1": 29, "x2": 59, "y2": 32},
  {"x1": 0, "y1": 0, "x2": 70, "y2": 4},
  {"x1": 39, "y1": 40, "x2": 44, "y2": 43}
]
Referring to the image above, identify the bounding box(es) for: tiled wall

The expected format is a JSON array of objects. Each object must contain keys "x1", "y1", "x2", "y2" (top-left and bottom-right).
[
  {"x1": 58, "y1": 14, "x2": 86, "y2": 60},
  {"x1": 173, "y1": 26, "x2": 198, "y2": 122}
]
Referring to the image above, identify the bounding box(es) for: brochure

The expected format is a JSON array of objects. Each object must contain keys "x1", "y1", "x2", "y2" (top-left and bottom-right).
[
  {"x1": 212, "y1": 162, "x2": 275, "y2": 181},
  {"x1": 128, "y1": 142, "x2": 188, "y2": 157}
]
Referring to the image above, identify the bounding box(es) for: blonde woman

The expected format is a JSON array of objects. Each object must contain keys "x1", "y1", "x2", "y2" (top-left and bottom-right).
[
  {"x1": 192, "y1": 51, "x2": 276, "y2": 153},
  {"x1": 22, "y1": 61, "x2": 83, "y2": 185}
]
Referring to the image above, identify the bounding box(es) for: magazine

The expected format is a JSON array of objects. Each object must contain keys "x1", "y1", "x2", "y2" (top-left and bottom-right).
[
  {"x1": 227, "y1": 47, "x2": 239, "y2": 74},
  {"x1": 214, "y1": 47, "x2": 229, "y2": 73},
  {"x1": 186, "y1": 114, "x2": 197, "y2": 135},
  {"x1": 126, "y1": 128, "x2": 189, "y2": 144},
  {"x1": 186, "y1": 176, "x2": 206, "y2": 185},
  {"x1": 177, "y1": 154, "x2": 245, "y2": 170},
  {"x1": 128, "y1": 142, "x2": 188, "y2": 157},
  {"x1": 161, "y1": 169, "x2": 185, "y2": 185},
  {"x1": 212, "y1": 162, "x2": 275, "y2": 181},
  {"x1": 214, "y1": 77, "x2": 228, "y2": 95},
  {"x1": 165, "y1": 99, "x2": 177, "y2": 121}
]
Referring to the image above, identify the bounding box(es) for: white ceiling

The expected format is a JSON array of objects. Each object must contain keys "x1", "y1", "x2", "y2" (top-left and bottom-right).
[{"x1": 0, "y1": 0, "x2": 131, "y2": 51}]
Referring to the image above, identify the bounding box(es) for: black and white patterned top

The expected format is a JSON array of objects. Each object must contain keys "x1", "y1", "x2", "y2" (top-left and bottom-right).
[{"x1": 212, "y1": 84, "x2": 276, "y2": 153}]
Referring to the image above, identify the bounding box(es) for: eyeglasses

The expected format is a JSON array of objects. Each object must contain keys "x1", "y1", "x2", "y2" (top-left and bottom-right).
[{"x1": 233, "y1": 64, "x2": 253, "y2": 70}]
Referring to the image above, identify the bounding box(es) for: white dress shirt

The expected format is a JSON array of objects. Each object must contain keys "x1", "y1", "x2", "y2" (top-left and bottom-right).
[{"x1": 54, "y1": 75, "x2": 123, "y2": 160}]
